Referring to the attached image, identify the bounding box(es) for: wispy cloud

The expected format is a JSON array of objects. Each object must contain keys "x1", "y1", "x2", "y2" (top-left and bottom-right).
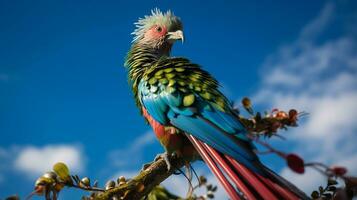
[
  {"x1": 0, "y1": 144, "x2": 85, "y2": 180},
  {"x1": 299, "y1": 2, "x2": 334, "y2": 41},
  {"x1": 108, "y1": 131, "x2": 156, "y2": 167},
  {"x1": 252, "y1": 2, "x2": 357, "y2": 194},
  {"x1": 14, "y1": 145, "x2": 85, "y2": 177},
  {"x1": 130, "y1": 131, "x2": 157, "y2": 151}
]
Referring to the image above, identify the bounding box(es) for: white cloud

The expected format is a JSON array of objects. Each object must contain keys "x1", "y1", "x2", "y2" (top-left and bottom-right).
[
  {"x1": 264, "y1": 68, "x2": 302, "y2": 86},
  {"x1": 252, "y1": 2, "x2": 357, "y2": 194},
  {"x1": 302, "y1": 93, "x2": 357, "y2": 138},
  {"x1": 280, "y1": 167, "x2": 326, "y2": 194},
  {"x1": 280, "y1": 154, "x2": 357, "y2": 195},
  {"x1": 0, "y1": 144, "x2": 85, "y2": 183},
  {"x1": 14, "y1": 144, "x2": 85, "y2": 178},
  {"x1": 299, "y1": 2, "x2": 334, "y2": 41},
  {"x1": 108, "y1": 131, "x2": 156, "y2": 167},
  {"x1": 130, "y1": 131, "x2": 156, "y2": 151},
  {"x1": 338, "y1": 154, "x2": 357, "y2": 175}
]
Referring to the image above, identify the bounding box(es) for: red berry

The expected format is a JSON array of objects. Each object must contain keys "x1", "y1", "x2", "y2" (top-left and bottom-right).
[
  {"x1": 271, "y1": 122, "x2": 281, "y2": 132},
  {"x1": 288, "y1": 109, "x2": 298, "y2": 118},
  {"x1": 286, "y1": 154, "x2": 305, "y2": 174},
  {"x1": 275, "y1": 111, "x2": 288, "y2": 119},
  {"x1": 331, "y1": 166, "x2": 347, "y2": 176}
]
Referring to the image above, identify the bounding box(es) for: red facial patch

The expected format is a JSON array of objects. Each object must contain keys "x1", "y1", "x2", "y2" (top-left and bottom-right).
[{"x1": 144, "y1": 25, "x2": 167, "y2": 40}]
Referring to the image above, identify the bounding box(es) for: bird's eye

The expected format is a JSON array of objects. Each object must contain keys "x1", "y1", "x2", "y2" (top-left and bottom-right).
[{"x1": 156, "y1": 26, "x2": 162, "y2": 32}]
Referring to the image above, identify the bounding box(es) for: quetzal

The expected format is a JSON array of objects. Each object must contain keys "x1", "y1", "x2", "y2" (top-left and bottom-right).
[{"x1": 124, "y1": 9, "x2": 309, "y2": 200}]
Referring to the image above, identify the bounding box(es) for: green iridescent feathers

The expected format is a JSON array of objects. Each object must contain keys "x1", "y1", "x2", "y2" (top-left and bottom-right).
[
  {"x1": 125, "y1": 45, "x2": 157, "y2": 108},
  {"x1": 142, "y1": 58, "x2": 231, "y2": 112}
]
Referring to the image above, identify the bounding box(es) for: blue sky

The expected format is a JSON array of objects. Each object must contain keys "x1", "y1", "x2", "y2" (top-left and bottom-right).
[{"x1": 1, "y1": 1, "x2": 357, "y2": 199}]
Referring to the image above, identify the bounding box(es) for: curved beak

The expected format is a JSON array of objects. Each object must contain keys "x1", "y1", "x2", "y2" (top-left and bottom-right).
[{"x1": 167, "y1": 30, "x2": 184, "y2": 43}]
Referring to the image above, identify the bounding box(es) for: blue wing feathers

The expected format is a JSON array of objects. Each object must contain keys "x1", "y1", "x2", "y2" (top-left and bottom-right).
[
  {"x1": 201, "y1": 109, "x2": 237, "y2": 134},
  {"x1": 139, "y1": 79, "x2": 262, "y2": 173},
  {"x1": 140, "y1": 89, "x2": 168, "y2": 124},
  {"x1": 169, "y1": 114, "x2": 262, "y2": 173}
]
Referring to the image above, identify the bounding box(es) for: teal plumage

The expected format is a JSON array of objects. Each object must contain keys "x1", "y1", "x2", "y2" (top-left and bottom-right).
[
  {"x1": 124, "y1": 9, "x2": 309, "y2": 200},
  {"x1": 137, "y1": 56, "x2": 262, "y2": 172}
]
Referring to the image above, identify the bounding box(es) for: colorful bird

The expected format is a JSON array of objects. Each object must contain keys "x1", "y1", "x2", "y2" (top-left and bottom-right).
[{"x1": 124, "y1": 9, "x2": 309, "y2": 200}]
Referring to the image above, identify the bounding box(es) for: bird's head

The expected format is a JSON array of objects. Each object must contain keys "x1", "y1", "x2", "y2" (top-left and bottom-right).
[{"x1": 132, "y1": 9, "x2": 183, "y2": 54}]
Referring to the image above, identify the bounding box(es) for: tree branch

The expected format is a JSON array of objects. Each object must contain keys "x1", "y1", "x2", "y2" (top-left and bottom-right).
[{"x1": 95, "y1": 155, "x2": 186, "y2": 200}]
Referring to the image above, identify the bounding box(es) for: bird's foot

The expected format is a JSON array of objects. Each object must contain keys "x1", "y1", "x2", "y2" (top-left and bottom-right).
[
  {"x1": 141, "y1": 162, "x2": 152, "y2": 171},
  {"x1": 141, "y1": 152, "x2": 175, "y2": 172},
  {"x1": 155, "y1": 152, "x2": 174, "y2": 171}
]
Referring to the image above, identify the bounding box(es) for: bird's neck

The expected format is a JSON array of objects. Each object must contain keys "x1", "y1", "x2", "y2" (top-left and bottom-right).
[
  {"x1": 125, "y1": 43, "x2": 171, "y2": 82},
  {"x1": 125, "y1": 43, "x2": 171, "y2": 109}
]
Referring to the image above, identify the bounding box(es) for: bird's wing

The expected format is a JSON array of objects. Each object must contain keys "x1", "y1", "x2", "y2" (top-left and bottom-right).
[{"x1": 139, "y1": 58, "x2": 262, "y2": 172}]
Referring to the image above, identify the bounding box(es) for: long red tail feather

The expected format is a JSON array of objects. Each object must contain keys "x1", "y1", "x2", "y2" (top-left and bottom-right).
[
  {"x1": 188, "y1": 135, "x2": 242, "y2": 200},
  {"x1": 187, "y1": 135, "x2": 308, "y2": 200},
  {"x1": 203, "y1": 143, "x2": 257, "y2": 200},
  {"x1": 226, "y1": 156, "x2": 280, "y2": 199}
]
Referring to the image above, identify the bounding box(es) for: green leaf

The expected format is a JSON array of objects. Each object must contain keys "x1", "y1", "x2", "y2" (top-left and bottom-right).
[
  {"x1": 311, "y1": 191, "x2": 319, "y2": 199},
  {"x1": 327, "y1": 186, "x2": 337, "y2": 192},
  {"x1": 328, "y1": 179, "x2": 338, "y2": 186},
  {"x1": 53, "y1": 162, "x2": 71, "y2": 183},
  {"x1": 319, "y1": 186, "x2": 324, "y2": 194},
  {"x1": 207, "y1": 193, "x2": 214, "y2": 199},
  {"x1": 211, "y1": 186, "x2": 218, "y2": 192},
  {"x1": 322, "y1": 193, "x2": 332, "y2": 199}
]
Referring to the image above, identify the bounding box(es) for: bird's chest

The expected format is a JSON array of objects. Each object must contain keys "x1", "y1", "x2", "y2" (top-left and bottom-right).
[{"x1": 142, "y1": 107, "x2": 182, "y2": 149}]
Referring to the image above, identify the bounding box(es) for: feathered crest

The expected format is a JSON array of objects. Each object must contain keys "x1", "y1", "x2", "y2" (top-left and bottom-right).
[{"x1": 132, "y1": 8, "x2": 182, "y2": 42}]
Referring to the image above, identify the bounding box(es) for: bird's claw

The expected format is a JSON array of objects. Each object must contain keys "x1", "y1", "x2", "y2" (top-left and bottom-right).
[
  {"x1": 141, "y1": 163, "x2": 152, "y2": 171},
  {"x1": 142, "y1": 152, "x2": 174, "y2": 172},
  {"x1": 155, "y1": 152, "x2": 173, "y2": 171}
]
